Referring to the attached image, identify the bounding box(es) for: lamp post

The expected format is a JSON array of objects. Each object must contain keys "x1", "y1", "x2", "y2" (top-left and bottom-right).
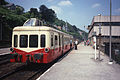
[
  {"x1": 92, "y1": 32, "x2": 97, "y2": 60},
  {"x1": 98, "y1": 14, "x2": 102, "y2": 61},
  {"x1": 108, "y1": 0, "x2": 113, "y2": 64}
]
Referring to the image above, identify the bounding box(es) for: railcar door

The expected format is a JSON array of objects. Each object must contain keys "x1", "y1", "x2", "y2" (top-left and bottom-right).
[
  {"x1": 62, "y1": 35, "x2": 64, "y2": 54},
  {"x1": 59, "y1": 33, "x2": 61, "y2": 52}
]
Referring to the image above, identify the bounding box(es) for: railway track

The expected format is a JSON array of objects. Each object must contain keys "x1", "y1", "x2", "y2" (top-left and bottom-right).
[
  {"x1": 0, "y1": 59, "x2": 10, "y2": 65},
  {"x1": 0, "y1": 64, "x2": 25, "y2": 80},
  {"x1": 0, "y1": 63, "x2": 51, "y2": 80},
  {"x1": 0, "y1": 54, "x2": 10, "y2": 61},
  {"x1": 27, "y1": 63, "x2": 54, "y2": 80},
  {"x1": 0, "y1": 54, "x2": 11, "y2": 65},
  {"x1": 0, "y1": 62, "x2": 25, "y2": 80}
]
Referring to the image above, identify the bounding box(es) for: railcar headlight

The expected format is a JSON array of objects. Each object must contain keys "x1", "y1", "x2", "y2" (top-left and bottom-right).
[
  {"x1": 10, "y1": 48, "x2": 14, "y2": 52},
  {"x1": 45, "y1": 48, "x2": 49, "y2": 53}
]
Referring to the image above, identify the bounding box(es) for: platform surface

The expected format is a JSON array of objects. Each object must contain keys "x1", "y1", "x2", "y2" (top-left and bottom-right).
[
  {"x1": 37, "y1": 42, "x2": 120, "y2": 80},
  {"x1": 0, "y1": 48, "x2": 10, "y2": 55}
]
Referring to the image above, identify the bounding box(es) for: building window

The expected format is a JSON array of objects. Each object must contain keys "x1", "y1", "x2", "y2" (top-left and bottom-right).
[
  {"x1": 93, "y1": 22, "x2": 120, "y2": 26},
  {"x1": 20, "y1": 35, "x2": 28, "y2": 48},
  {"x1": 14, "y1": 35, "x2": 18, "y2": 47},
  {"x1": 41, "y1": 35, "x2": 45, "y2": 47},
  {"x1": 51, "y1": 35, "x2": 53, "y2": 47},
  {"x1": 55, "y1": 35, "x2": 58, "y2": 45},
  {"x1": 29, "y1": 35, "x2": 38, "y2": 47}
]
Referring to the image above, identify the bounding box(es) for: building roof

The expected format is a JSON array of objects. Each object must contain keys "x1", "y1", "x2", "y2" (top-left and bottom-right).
[
  {"x1": 5, "y1": 3, "x2": 14, "y2": 7},
  {"x1": 91, "y1": 16, "x2": 120, "y2": 25}
]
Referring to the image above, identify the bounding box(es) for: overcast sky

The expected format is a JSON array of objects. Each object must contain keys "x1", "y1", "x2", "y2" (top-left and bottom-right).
[{"x1": 6, "y1": 0, "x2": 120, "y2": 31}]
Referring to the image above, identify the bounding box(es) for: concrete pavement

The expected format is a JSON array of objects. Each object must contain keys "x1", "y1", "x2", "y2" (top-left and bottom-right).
[
  {"x1": 37, "y1": 42, "x2": 120, "y2": 80},
  {"x1": 0, "y1": 48, "x2": 10, "y2": 55}
]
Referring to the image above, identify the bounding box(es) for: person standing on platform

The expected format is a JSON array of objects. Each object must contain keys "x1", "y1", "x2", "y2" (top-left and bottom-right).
[
  {"x1": 70, "y1": 40, "x2": 72, "y2": 49},
  {"x1": 75, "y1": 40, "x2": 78, "y2": 50}
]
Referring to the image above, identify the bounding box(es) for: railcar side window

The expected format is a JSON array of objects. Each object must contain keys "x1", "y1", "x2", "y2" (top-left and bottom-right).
[
  {"x1": 51, "y1": 35, "x2": 53, "y2": 46},
  {"x1": 29, "y1": 35, "x2": 38, "y2": 47},
  {"x1": 14, "y1": 35, "x2": 18, "y2": 47},
  {"x1": 41, "y1": 35, "x2": 45, "y2": 47},
  {"x1": 20, "y1": 35, "x2": 28, "y2": 48},
  {"x1": 59, "y1": 35, "x2": 61, "y2": 46},
  {"x1": 55, "y1": 35, "x2": 58, "y2": 45},
  {"x1": 36, "y1": 20, "x2": 40, "y2": 26}
]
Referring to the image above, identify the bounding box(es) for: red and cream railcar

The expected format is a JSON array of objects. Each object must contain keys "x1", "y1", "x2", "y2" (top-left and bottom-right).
[{"x1": 10, "y1": 18, "x2": 74, "y2": 63}]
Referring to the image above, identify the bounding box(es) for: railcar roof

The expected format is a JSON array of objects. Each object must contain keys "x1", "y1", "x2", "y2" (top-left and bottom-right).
[
  {"x1": 13, "y1": 26, "x2": 52, "y2": 31},
  {"x1": 13, "y1": 26, "x2": 71, "y2": 36}
]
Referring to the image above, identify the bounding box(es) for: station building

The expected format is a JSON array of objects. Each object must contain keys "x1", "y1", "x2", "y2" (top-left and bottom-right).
[{"x1": 88, "y1": 15, "x2": 120, "y2": 55}]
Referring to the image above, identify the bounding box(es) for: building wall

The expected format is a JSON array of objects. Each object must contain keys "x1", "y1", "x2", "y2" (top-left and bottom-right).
[
  {"x1": 92, "y1": 16, "x2": 120, "y2": 24},
  {"x1": 93, "y1": 26, "x2": 120, "y2": 36}
]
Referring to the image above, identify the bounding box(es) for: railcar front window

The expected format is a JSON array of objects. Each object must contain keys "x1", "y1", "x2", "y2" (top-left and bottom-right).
[
  {"x1": 20, "y1": 35, "x2": 28, "y2": 48},
  {"x1": 41, "y1": 35, "x2": 45, "y2": 47},
  {"x1": 29, "y1": 35, "x2": 38, "y2": 47},
  {"x1": 14, "y1": 35, "x2": 18, "y2": 47}
]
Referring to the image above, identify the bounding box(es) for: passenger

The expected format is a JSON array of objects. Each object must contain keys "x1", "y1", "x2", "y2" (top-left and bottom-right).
[
  {"x1": 87, "y1": 40, "x2": 89, "y2": 46},
  {"x1": 75, "y1": 40, "x2": 78, "y2": 50},
  {"x1": 70, "y1": 40, "x2": 72, "y2": 49}
]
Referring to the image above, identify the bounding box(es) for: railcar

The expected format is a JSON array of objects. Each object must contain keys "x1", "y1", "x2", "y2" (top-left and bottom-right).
[{"x1": 9, "y1": 18, "x2": 74, "y2": 63}]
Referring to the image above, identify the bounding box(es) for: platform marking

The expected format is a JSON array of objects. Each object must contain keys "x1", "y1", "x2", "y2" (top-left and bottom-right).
[{"x1": 0, "y1": 52, "x2": 10, "y2": 56}]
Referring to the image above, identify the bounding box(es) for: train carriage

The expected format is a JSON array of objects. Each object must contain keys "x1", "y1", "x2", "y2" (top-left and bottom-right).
[{"x1": 10, "y1": 18, "x2": 74, "y2": 63}]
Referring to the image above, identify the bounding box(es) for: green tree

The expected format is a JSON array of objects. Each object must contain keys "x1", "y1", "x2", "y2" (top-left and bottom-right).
[
  {"x1": 39, "y1": 5, "x2": 48, "y2": 12},
  {"x1": 29, "y1": 8, "x2": 39, "y2": 18},
  {"x1": 0, "y1": 0, "x2": 8, "y2": 5},
  {"x1": 39, "y1": 5, "x2": 56, "y2": 23},
  {"x1": 22, "y1": 12, "x2": 30, "y2": 18},
  {"x1": 15, "y1": 5, "x2": 24, "y2": 15}
]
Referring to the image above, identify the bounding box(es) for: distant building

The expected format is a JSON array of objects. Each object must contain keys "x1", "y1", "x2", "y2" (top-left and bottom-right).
[
  {"x1": 65, "y1": 21, "x2": 68, "y2": 32},
  {"x1": 62, "y1": 21, "x2": 68, "y2": 32},
  {"x1": 88, "y1": 15, "x2": 120, "y2": 53},
  {"x1": 57, "y1": 26, "x2": 62, "y2": 30},
  {"x1": 62, "y1": 25, "x2": 66, "y2": 31},
  {"x1": 79, "y1": 31, "x2": 83, "y2": 35},
  {"x1": 4, "y1": 3, "x2": 16, "y2": 10},
  {"x1": 16, "y1": 5, "x2": 24, "y2": 11},
  {"x1": 53, "y1": 25, "x2": 58, "y2": 29}
]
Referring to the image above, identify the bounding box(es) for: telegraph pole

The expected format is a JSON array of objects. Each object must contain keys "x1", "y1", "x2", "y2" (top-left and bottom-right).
[{"x1": 109, "y1": 0, "x2": 113, "y2": 64}]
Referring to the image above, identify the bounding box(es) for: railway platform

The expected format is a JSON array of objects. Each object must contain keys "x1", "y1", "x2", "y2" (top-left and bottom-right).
[
  {"x1": 37, "y1": 42, "x2": 120, "y2": 80},
  {"x1": 0, "y1": 48, "x2": 10, "y2": 56}
]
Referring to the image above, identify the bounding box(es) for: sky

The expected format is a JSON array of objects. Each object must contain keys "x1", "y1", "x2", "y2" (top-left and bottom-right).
[{"x1": 6, "y1": 0, "x2": 120, "y2": 31}]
